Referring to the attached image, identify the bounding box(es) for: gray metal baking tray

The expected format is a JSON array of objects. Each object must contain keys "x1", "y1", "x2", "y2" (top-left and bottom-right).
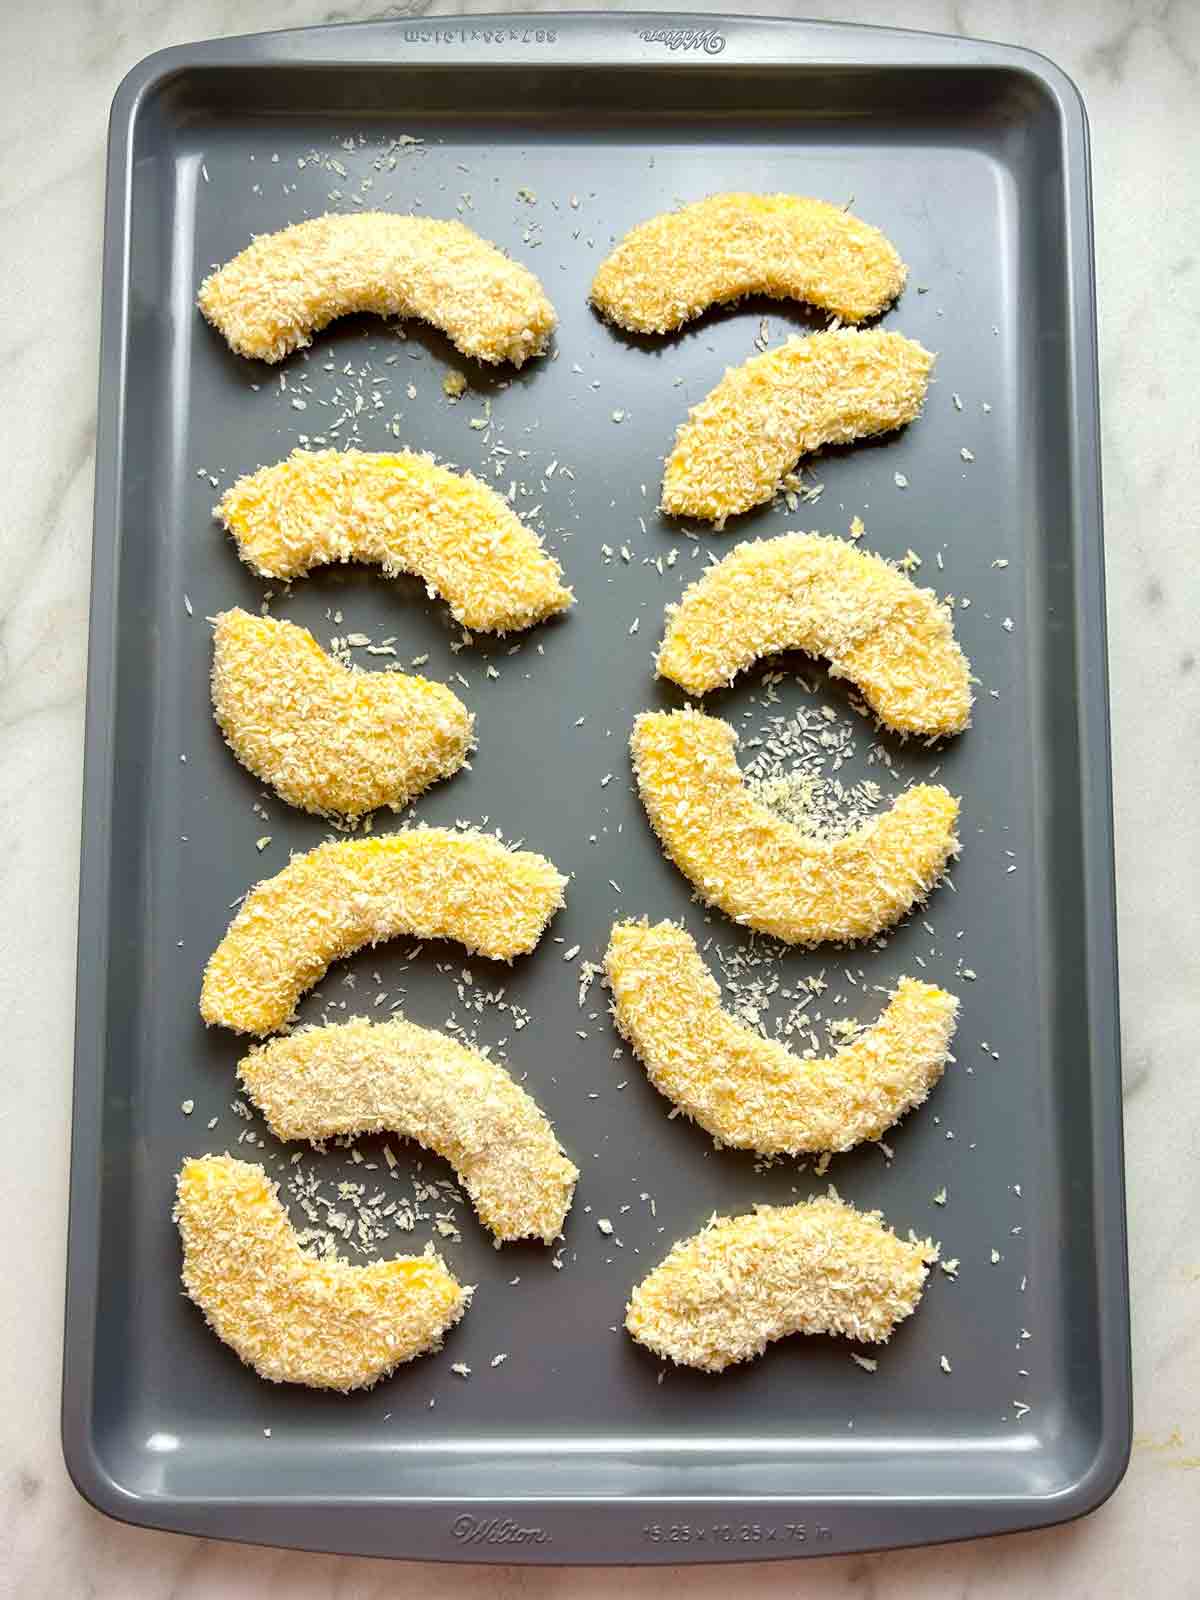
[{"x1": 64, "y1": 10, "x2": 1129, "y2": 1564}]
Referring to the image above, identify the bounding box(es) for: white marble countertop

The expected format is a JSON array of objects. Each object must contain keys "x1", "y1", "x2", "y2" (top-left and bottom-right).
[{"x1": 2, "y1": 0, "x2": 1197, "y2": 1594}]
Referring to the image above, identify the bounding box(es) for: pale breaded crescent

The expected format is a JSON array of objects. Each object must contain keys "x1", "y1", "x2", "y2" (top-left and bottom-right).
[
  {"x1": 201, "y1": 828, "x2": 567, "y2": 1036},
  {"x1": 239, "y1": 1017, "x2": 578, "y2": 1244},
  {"x1": 661, "y1": 329, "x2": 935, "y2": 526},
  {"x1": 605, "y1": 918, "x2": 958, "y2": 1154},
  {"x1": 591, "y1": 193, "x2": 906, "y2": 333},
  {"x1": 631, "y1": 708, "x2": 959, "y2": 945},
  {"x1": 656, "y1": 531, "x2": 971, "y2": 738},
  {"x1": 175, "y1": 1156, "x2": 469, "y2": 1390},
  {"x1": 216, "y1": 448, "x2": 573, "y2": 635},
  {"x1": 626, "y1": 1194, "x2": 937, "y2": 1372},
  {"x1": 211, "y1": 608, "x2": 473, "y2": 820},
  {"x1": 198, "y1": 212, "x2": 556, "y2": 366}
]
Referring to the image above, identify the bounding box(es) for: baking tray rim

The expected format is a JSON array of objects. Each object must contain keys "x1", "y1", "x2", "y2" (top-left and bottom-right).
[{"x1": 62, "y1": 9, "x2": 1131, "y2": 1564}]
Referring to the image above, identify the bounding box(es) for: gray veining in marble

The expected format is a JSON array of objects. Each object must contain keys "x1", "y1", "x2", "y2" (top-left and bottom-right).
[{"x1": 1, "y1": 0, "x2": 1198, "y2": 1594}]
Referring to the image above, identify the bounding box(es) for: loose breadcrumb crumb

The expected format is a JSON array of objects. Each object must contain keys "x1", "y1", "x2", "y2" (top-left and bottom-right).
[
  {"x1": 216, "y1": 449, "x2": 572, "y2": 635},
  {"x1": 656, "y1": 531, "x2": 972, "y2": 737},
  {"x1": 631, "y1": 708, "x2": 959, "y2": 945},
  {"x1": 238, "y1": 1016, "x2": 577, "y2": 1243},
  {"x1": 591, "y1": 193, "x2": 906, "y2": 333},
  {"x1": 198, "y1": 212, "x2": 556, "y2": 366},
  {"x1": 211, "y1": 609, "x2": 473, "y2": 820},
  {"x1": 605, "y1": 918, "x2": 958, "y2": 1155},
  {"x1": 627, "y1": 1192, "x2": 936, "y2": 1372},
  {"x1": 201, "y1": 828, "x2": 567, "y2": 1035},
  {"x1": 661, "y1": 330, "x2": 934, "y2": 526},
  {"x1": 174, "y1": 1155, "x2": 468, "y2": 1390}
]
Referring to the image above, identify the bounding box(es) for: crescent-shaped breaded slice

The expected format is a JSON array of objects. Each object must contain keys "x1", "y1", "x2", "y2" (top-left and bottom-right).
[
  {"x1": 656, "y1": 531, "x2": 971, "y2": 738},
  {"x1": 198, "y1": 212, "x2": 556, "y2": 366},
  {"x1": 216, "y1": 448, "x2": 573, "y2": 635},
  {"x1": 606, "y1": 919, "x2": 957, "y2": 1154},
  {"x1": 238, "y1": 1017, "x2": 578, "y2": 1243},
  {"x1": 175, "y1": 1155, "x2": 469, "y2": 1390},
  {"x1": 211, "y1": 608, "x2": 474, "y2": 820},
  {"x1": 627, "y1": 1194, "x2": 936, "y2": 1372},
  {"x1": 201, "y1": 828, "x2": 567, "y2": 1036},
  {"x1": 591, "y1": 193, "x2": 905, "y2": 333},
  {"x1": 661, "y1": 329, "x2": 934, "y2": 526},
  {"x1": 631, "y1": 708, "x2": 958, "y2": 944}
]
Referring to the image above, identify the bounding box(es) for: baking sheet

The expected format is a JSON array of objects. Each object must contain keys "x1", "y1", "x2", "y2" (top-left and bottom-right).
[{"x1": 64, "y1": 11, "x2": 1130, "y2": 1563}]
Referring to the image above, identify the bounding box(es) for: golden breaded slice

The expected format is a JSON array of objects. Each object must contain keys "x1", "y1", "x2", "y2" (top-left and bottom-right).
[
  {"x1": 201, "y1": 828, "x2": 567, "y2": 1036},
  {"x1": 656, "y1": 531, "x2": 971, "y2": 738},
  {"x1": 591, "y1": 193, "x2": 905, "y2": 334},
  {"x1": 211, "y1": 608, "x2": 473, "y2": 821},
  {"x1": 216, "y1": 448, "x2": 572, "y2": 635},
  {"x1": 239, "y1": 1017, "x2": 578, "y2": 1244},
  {"x1": 606, "y1": 918, "x2": 958, "y2": 1154},
  {"x1": 198, "y1": 212, "x2": 556, "y2": 366},
  {"x1": 661, "y1": 329, "x2": 934, "y2": 526},
  {"x1": 631, "y1": 708, "x2": 958, "y2": 945},
  {"x1": 175, "y1": 1155, "x2": 468, "y2": 1390},
  {"x1": 627, "y1": 1194, "x2": 936, "y2": 1372}
]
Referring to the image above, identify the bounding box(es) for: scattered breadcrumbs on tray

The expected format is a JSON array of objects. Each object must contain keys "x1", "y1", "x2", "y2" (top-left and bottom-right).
[{"x1": 286, "y1": 1144, "x2": 467, "y2": 1257}]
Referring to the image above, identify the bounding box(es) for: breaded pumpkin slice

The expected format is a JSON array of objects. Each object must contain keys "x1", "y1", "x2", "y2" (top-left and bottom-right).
[
  {"x1": 656, "y1": 531, "x2": 971, "y2": 738},
  {"x1": 201, "y1": 828, "x2": 567, "y2": 1036},
  {"x1": 198, "y1": 212, "x2": 556, "y2": 366},
  {"x1": 175, "y1": 1155, "x2": 469, "y2": 1390},
  {"x1": 631, "y1": 708, "x2": 958, "y2": 945},
  {"x1": 239, "y1": 1016, "x2": 578, "y2": 1244},
  {"x1": 216, "y1": 448, "x2": 572, "y2": 635},
  {"x1": 591, "y1": 193, "x2": 905, "y2": 333},
  {"x1": 626, "y1": 1194, "x2": 937, "y2": 1372},
  {"x1": 661, "y1": 329, "x2": 934, "y2": 526},
  {"x1": 606, "y1": 918, "x2": 958, "y2": 1154},
  {"x1": 211, "y1": 608, "x2": 473, "y2": 820}
]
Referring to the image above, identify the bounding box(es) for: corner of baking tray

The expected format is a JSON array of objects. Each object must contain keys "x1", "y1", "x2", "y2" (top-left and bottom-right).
[
  {"x1": 949, "y1": 31, "x2": 1092, "y2": 150},
  {"x1": 106, "y1": 39, "x2": 208, "y2": 150},
  {"x1": 60, "y1": 1407, "x2": 134, "y2": 1531}
]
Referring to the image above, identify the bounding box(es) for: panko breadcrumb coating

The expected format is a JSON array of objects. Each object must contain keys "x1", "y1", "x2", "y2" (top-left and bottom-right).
[
  {"x1": 591, "y1": 193, "x2": 906, "y2": 333},
  {"x1": 175, "y1": 1155, "x2": 469, "y2": 1390},
  {"x1": 216, "y1": 448, "x2": 573, "y2": 635},
  {"x1": 239, "y1": 1017, "x2": 578, "y2": 1244},
  {"x1": 211, "y1": 608, "x2": 473, "y2": 820},
  {"x1": 656, "y1": 531, "x2": 972, "y2": 737},
  {"x1": 661, "y1": 329, "x2": 935, "y2": 526},
  {"x1": 626, "y1": 1193, "x2": 937, "y2": 1372},
  {"x1": 631, "y1": 708, "x2": 959, "y2": 945},
  {"x1": 201, "y1": 828, "x2": 567, "y2": 1036},
  {"x1": 198, "y1": 212, "x2": 556, "y2": 366},
  {"x1": 606, "y1": 919, "x2": 958, "y2": 1154}
]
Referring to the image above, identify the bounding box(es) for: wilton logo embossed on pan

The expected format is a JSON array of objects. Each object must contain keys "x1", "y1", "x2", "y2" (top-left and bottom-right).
[
  {"x1": 639, "y1": 25, "x2": 726, "y2": 53},
  {"x1": 451, "y1": 1514, "x2": 552, "y2": 1546}
]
